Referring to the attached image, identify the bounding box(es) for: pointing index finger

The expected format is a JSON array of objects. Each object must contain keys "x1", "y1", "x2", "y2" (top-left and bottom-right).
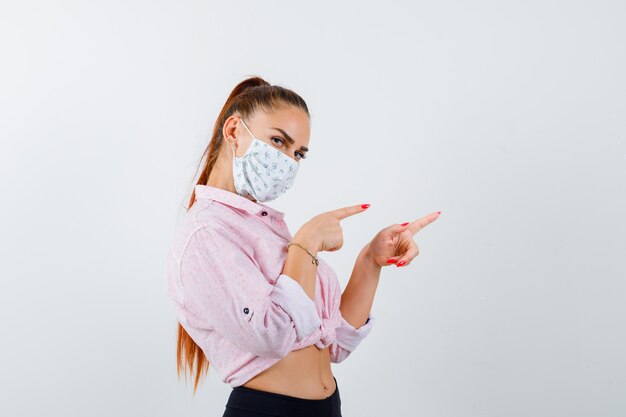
[
  {"x1": 332, "y1": 204, "x2": 370, "y2": 220},
  {"x1": 406, "y1": 211, "x2": 441, "y2": 235}
]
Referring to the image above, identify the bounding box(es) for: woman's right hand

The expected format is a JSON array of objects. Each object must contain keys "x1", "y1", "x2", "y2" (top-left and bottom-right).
[{"x1": 293, "y1": 204, "x2": 371, "y2": 254}]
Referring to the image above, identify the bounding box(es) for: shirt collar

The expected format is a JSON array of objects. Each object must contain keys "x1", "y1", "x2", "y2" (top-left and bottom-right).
[{"x1": 194, "y1": 184, "x2": 285, "y2": 220}]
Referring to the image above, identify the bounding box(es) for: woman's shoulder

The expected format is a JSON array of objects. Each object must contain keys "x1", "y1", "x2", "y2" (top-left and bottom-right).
[
  {"x1": 191, "y1": 198, "x2": 254, "y2": 230},
  {"x1": 183, "y1": 200, "x2": 264, "y2": 254},
  {"x1": 168, "y1": 201, "x2": 231, "y2": 254},
  {"x1": 174, "y1": 199, "x2": 238, "y2": 233}
]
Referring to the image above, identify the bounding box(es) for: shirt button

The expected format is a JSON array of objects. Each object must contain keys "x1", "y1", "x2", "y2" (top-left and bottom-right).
[
  {"x1": 261, "y1": 211, "x2": 268, "y2": 216},
  {"x1": 243, "y1": 307, "x2": 249, "y2": 314}
]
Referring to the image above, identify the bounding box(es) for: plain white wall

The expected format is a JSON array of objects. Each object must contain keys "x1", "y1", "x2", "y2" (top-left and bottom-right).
[{"x1": 1, "y1": 1, "x2": 625, "y2": 416}]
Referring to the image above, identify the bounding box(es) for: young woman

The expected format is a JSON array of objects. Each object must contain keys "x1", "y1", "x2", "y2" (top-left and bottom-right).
[{"x1": 165, "y1": 76, "x2": 440, "y2": 417}]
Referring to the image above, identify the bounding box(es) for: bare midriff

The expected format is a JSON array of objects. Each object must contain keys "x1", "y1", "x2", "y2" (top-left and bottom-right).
[{"x1": 241, "y1": 344, "x2": 336, "y2": 400}]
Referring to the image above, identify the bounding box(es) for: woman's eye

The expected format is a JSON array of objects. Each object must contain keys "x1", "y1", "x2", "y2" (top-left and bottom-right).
[
  {"x1": 272, "y1": 137, "x2": 306, "y2": 160},
  {"x1": 271, "y1": 137, "x2": 285, "y2": 146}
]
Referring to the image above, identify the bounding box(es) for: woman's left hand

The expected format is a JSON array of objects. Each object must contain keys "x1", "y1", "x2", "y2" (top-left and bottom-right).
[{"x1": 365, "y1": 211, "x2": 441, "y2": 268}]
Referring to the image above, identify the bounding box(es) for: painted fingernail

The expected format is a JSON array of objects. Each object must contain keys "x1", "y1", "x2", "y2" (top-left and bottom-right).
[
  {"x1": 397, "y1": 261, "x2": 406, "y2": 267},
  {"x1": 361, "y1": 204, "x2": 371, "y2": 209},
  {"x1": 386, "y1": 258, "x2": 396, "y2": 264},
  {"x1": 437, "y1": 211, "x2": 441, "y2": 215},
  {"x1": 401, "y1": 222, "x2": 409, "y2": 226}
]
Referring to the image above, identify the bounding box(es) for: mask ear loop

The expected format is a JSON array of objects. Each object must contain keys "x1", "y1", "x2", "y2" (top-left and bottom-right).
[
  {"x1": 233, "y1": 117, "x2": 256, "y2": 159},
  {"x1": 239, "y1": 118, "x2": 255, "y2": 140}
]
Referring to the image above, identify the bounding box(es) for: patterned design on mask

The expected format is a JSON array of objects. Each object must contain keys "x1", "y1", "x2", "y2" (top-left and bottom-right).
[{"x1": 231, "y1": 120, "x2": 299, "y2": 202}]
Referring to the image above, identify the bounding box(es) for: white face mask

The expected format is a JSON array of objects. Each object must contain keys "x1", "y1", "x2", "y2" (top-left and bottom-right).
[{"x1": 230, "y1": 118, "x2": 299, "y2": 202}]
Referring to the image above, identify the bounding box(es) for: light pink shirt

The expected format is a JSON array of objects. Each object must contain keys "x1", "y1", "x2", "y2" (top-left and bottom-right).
[{"x1": 165, "y1": 184, "x2": 375, "y2": 388}]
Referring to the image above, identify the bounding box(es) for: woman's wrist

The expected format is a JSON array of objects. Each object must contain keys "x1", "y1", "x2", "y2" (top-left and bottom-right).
[
  {"x1": 359, "y1": 242, "x2": 382, "y2": 271},
  {"x1": 291, "y1": 232, "x2": 320, "y2": 256}
]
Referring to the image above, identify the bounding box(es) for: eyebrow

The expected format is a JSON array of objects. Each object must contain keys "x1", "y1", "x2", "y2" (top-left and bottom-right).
[{"x1": 271, "y1": 127, "x2": 309, "y2": 152}]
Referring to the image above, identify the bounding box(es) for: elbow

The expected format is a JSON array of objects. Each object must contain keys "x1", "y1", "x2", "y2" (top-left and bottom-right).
[
  {"x1": 252, "y1": 301, "x2": 320, "y2": 358},
  {"x1": 238, "y1": 297, "x2": 321, "y2": 359}
]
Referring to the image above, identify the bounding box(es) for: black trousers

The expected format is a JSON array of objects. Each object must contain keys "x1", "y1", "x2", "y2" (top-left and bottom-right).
[{"x1": 222, "y1": 376, "x2": 342, "y2": 417}]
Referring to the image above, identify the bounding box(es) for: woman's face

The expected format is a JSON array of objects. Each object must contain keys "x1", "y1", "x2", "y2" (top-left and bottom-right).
[{"x1": 225, "y1": 106, "x2": 311, "y2": 163}]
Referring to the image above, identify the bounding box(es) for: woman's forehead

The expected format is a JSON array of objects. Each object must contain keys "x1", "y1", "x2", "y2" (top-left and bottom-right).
[{"x1": 254, "y1": 107, "x2": 310, "y2": 144}]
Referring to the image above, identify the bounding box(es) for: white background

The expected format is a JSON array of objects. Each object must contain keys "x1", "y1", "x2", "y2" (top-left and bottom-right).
[{"x1": 1, "y1": 1, "x2": 625, "y2": 416}]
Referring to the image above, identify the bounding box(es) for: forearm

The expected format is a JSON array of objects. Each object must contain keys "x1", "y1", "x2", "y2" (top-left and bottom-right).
[
  {"x1": 340, "y1": 242, "x2": 381, "y2": 328},
  {"x1": 282, "y1": 233, "x2": 319, "y2": 301}
]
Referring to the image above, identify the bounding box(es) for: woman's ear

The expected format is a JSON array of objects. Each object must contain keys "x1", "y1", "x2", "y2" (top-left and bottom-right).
[{"x1": 222, "y1": 115, "x2": 239, "y2": 145}]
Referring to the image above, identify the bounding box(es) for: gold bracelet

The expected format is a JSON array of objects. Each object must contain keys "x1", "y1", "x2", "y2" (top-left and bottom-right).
[{"x1": 286, "y1": 241, "x2": 319, "y2": 266}]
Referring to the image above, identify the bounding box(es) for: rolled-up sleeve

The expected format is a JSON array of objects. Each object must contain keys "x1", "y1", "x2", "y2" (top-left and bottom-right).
[
  {"x1": 179, "y1": 224, "x2": 322, "y2": 359},
  {"x1": 329, "y1": 310, "x2": 375, "y2": 364}
]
